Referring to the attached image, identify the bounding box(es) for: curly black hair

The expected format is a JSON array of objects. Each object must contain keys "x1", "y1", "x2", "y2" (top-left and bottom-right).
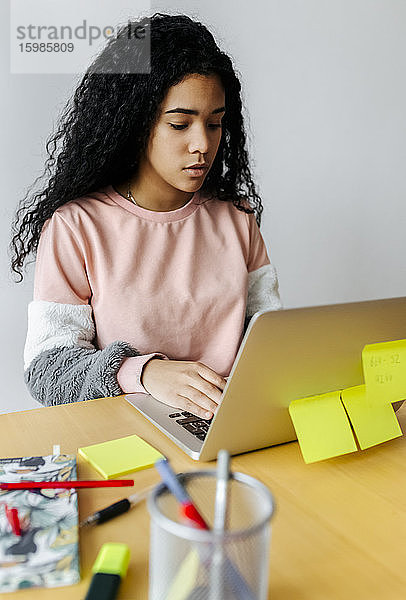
[{"x1": 10, "y1": 13, "x2": 263, "y2": 282}]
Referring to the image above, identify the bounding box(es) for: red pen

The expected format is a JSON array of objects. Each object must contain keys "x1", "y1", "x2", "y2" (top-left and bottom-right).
[
  {"x1": 181, "y1": 502, "x2": 209, "y2": 530},
  {"x1": 0, "y1": 480, "x2": 134, "y2": 491},
  {"x1": 4, "y1": 504, "x2": 22, "y2": 536},
  {"x1": 154, "y1": 460, "x2": 209, "y2": 529}
]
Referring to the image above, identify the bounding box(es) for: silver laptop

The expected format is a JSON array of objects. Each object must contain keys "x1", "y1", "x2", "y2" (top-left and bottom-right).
[{"x1": 125, "y1": 296, "x2": 406, "y2": 461}]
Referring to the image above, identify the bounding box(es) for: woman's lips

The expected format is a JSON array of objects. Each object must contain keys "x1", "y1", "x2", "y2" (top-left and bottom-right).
[{"x1": 183, "y1": 166, "x2": 208, "y2": 177}]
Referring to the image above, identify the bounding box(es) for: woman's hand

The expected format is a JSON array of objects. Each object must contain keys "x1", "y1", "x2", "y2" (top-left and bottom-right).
[{"x1": 141, "y1": 359, "x2": 227, "y2": 420}]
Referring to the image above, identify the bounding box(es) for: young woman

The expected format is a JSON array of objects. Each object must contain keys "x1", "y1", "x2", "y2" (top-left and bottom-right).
[{"x1": 11, "y1": 13, "x2": 282, "y2": 419}]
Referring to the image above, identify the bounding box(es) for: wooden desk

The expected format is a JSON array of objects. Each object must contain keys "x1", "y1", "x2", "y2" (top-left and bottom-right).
[{"x1": 0, "y1": 398, "x2": 405, "y2": 599}]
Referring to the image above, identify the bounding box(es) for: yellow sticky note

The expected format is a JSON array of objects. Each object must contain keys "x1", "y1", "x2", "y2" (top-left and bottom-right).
[
  {"x1": 341, "y1": 385, "x2": 402, "y2": 449},
  {"x1": 166, "y1": 548, "x2": 200, "y2": 600},
  {"x1": 362, "y1": 339, "x2": 406, "y2": 404},
  {"x1": 78, "y1": 434, "x2": 164, "y2": 479},
  {"x1": 289, "y1": 391, "x2": 357, "y2": 463}
]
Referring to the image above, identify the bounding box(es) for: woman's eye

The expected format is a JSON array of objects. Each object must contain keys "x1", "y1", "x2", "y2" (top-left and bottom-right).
[{"x1": 169, "y1": 123, "x2": 222, "y2": 130}]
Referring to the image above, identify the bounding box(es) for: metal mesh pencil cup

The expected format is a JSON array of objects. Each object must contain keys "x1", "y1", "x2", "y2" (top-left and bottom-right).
[{"x1": 147, "y1": 470, "x2": 275, "y2": 600}]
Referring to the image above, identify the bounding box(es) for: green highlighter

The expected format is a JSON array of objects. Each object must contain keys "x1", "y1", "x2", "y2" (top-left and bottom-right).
[{"x1": 85, "y1": 543, "x2": 130, "y2": 600}]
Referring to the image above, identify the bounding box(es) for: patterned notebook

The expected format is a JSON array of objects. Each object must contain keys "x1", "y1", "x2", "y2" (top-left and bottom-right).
[{"x1": 0, "y1": 453, "x2": 80, "y2": 592}]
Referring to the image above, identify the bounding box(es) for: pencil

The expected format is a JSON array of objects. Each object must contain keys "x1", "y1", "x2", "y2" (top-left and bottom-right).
[{"x1": 0, "y1": 480, "x2": 134, "y2": 490}]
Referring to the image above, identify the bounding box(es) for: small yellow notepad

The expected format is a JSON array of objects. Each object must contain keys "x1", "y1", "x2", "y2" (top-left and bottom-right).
[
  {"x1": 341, "y1": 384, "x2": 402, "y2": 449},
  {"x1": 78, "y1": 435, "x2": 164, "y2": 479},
  {"x1": 288, "y1": 391, "x2": 358, "y2": 463}
]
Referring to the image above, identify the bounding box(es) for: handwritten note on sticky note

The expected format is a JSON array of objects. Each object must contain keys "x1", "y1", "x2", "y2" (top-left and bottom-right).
[
  {"x1": 341, "y1": 385, "x2": 402, "y2": 449},
  {"x1": 289, "y1": 391, "x2": 357, "y2": 463},
  {"x1": 362, "y1": 339, "x2": 406, "y2": 404},
  {"x1": 78, "y1": 434, "x2": 164, "y2": 479}
]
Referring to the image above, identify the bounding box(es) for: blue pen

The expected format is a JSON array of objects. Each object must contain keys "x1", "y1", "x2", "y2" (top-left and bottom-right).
[
  {"x1": 154, "y1": 458, "x2": 255, "y2": 600},
  {"x1": 155, "y1": 459, "x2": 209, "y2": 529}
]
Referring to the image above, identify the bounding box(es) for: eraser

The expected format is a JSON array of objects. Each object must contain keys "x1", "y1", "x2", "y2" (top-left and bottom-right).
[{"x1": 92, "y1": 543, "x2": 130, "y2": 578}]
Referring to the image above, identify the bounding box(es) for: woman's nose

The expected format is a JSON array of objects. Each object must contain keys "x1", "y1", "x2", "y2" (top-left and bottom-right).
[{"x1": 187, "y1": 124, "x2": 210, "y2": 155}]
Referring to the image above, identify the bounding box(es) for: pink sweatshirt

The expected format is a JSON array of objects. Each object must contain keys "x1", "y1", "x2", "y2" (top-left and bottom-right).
[{"x1": 30, "y1": 185, "x2": 278, "y2": 393}]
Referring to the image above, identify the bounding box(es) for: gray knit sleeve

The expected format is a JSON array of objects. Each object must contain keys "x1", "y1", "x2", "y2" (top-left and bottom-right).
[{"x1": 24, "y1": 341, "x2": 141, "y2": 407}]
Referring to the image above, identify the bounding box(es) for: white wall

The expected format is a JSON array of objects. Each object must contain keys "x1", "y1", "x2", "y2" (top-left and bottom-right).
[{"x1": 1, "y1": 0, "x2": 405, "y2": 413}]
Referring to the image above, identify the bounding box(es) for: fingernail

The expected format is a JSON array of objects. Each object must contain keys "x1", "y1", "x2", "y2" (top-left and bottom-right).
[{"x1": 205, "y1": 411, "x2": 212, "y2": 419}]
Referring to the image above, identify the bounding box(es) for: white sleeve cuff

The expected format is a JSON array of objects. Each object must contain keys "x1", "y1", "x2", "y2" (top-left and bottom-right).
[
  {"x1": 24, "y1": 300, "x2": 95, "y2": 371},
  {"x1": 247, "y1": 263, "x2": 282, "y2": 317},
  {"x1": 116, "y1": 353, "x2": 168, "y2": 393}
]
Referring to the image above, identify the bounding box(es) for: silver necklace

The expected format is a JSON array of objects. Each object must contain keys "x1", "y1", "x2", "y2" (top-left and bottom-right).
[{"x1": 126, "y1": 180, "x2": 138, "y2": 206}]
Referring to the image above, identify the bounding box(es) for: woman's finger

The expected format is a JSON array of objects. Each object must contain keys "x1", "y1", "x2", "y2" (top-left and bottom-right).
[
  {"x1": 176, "y1": 394, "x2": 215, "y2": 420},
  {"x1": 183, "y1": 385, "x2": 218, "y2": 414},
  {"x1": 193, "y1": 378, "x2": 223, "y2": 406},
  {"x1": 195, "y1": 363, "x2": 227, "y2": 391}
]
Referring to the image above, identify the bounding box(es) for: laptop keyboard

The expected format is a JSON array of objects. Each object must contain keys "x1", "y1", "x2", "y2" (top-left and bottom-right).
[{"x1": 168, "y1": 411, "x2": 212, "y2": 441}]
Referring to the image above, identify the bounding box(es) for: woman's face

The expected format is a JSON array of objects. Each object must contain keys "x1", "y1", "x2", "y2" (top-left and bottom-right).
[{"x1": 142, "y1": 73, "x2": 225, "y2": 196}]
